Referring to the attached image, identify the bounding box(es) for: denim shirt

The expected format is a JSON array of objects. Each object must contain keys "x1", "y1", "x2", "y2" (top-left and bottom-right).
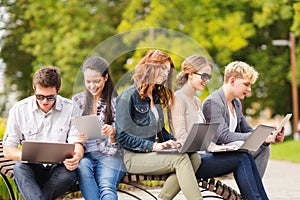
[{"x1": 116, "y1": 85, "x2": 174, "y2": 153}]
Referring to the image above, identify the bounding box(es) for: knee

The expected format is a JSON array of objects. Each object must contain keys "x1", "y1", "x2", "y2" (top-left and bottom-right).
[
  {"x1": 98, "y1": 178, "x2": 118, "y2": 191},
  {"x1": 190, "y1": 153, "x2": 201, "y2": 171},
  {"x1": 77, "y1": 158, "x2": 92, "y2": 175},
  {"x1": 13, "y1": 161, "x2": 22, "y2": 172},
  {"x1": 175, "y1": 153, "x2": 191, "y2": 165},
  {"x1": 99, "y1": 186, "x2": 117, "y2": 200},
  {"x1": 180, "y1": 153, "x2": 190, "y2": 160},
  {"x1": 13, "y1": 162, "x2": 29, "y2": 177},
  {"x1": 78, "y1": 157, "x2": 91, "y2": 167},
  {"x1": 60, "y1": 168, "x2": 77, "y2": 181},
  {"x1": 258, "y1": 145, "x2": 271, "y2": 158},
  {"x1": 239, "y1": 152, "x2": 253, "y2": 163}
]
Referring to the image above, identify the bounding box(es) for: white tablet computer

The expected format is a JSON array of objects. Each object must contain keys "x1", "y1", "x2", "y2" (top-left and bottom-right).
[
  {"x1": 269, "y1": 113, "x2": 292, "y2": 142},
  {"x1": 73, "y1": 115, "x2": 106, "y2": 140}
]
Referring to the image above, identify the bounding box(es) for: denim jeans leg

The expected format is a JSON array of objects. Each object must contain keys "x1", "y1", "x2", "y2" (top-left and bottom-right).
[
  {"x1": 233, "y1": 153, "x2": 269, "y2": 200},
  {"x1": 251, "y1": 145, "x2": 270, "y2": 178},
  {"x1": 13, "y1": 162, "x2": 44, "y2": 200},
  {"x1": 95, "y1": 153, "x2": 126, "y2": 200},
  {"x1": 77, "y1": 154, "x2": 99, "y2": 200},
  {"x1": 42, "y1": 164, "x2": 77, "y2": 199},
  {"x1": 196, "y1": 152, "x2": 244, "y2": 178},
  {"x1": 196, "y1": 152, "x2": 269, "y2": 200},
  {"x1": 247, "y1": 153, "x2": 269, "y2": 200},
  {"x1": 78, "y1": 152, "x2": 126, "y2": 200}
]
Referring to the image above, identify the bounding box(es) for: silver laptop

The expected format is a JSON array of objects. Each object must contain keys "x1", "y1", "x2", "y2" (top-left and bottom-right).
[
  {"x1": 155, "y1": 123, "x2": 219, "y2": 153},
  {"x1": 208, "y1": 124, "x2": 274, "y2": 153},
  {"x1": 21, "y1": 141, "x2": 75, "y2": 163},
  {"x1": 72, "y1": 115, "x2": 106, "y2": 140}
]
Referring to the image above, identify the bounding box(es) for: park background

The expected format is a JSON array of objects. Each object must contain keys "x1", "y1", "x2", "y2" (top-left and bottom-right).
[{"x1": 0, "y1": 0, "x2": 300, "y2": 199}]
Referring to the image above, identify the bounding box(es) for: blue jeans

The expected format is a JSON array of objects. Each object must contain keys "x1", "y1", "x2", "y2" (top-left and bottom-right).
[
  {"x1": 13, "y1": 162, "x2": 77, "y2": 200},
  {"x1": 251, "y1": 144, "x2": 270, "y2": 178},
  {"x1": 196, "y1": 152, "x2": 269, "y2": 200},
  {"x1": 77, "y1": 151, "x2": 126, "y2": 200}
]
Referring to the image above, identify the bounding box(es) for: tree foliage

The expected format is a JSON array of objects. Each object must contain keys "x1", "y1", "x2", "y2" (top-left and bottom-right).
[
  {"x1": 117, "y1": 0, "x2": 299, "y2": 118},
  {"x1": 1, "y1": 0, "x2": 129, "y2": 100},
  {"x1": 1, "y1": 0, "x2": 300, "y2": 119},
  {"x1": 0, "y1": 0, "x2": 35, "y2": 100}
]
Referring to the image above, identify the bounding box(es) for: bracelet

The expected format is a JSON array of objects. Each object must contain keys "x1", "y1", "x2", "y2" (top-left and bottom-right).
[{"x1": 109, "y1": 135, "x2": 116, "y2": 139}]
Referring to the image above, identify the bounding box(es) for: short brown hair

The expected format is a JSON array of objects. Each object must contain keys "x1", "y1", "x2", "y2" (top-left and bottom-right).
[{"x1": 32, "y1": 66, "x2": 61, "y2": 91}]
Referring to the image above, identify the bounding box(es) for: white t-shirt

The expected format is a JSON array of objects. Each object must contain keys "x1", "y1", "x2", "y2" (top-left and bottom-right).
[{"x1": 228, "y1": 104, "x2": 237, "y2": 132}]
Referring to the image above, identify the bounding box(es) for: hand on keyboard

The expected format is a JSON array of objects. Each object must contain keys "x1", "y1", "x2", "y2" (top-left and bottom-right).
[{"x1": 153, "y1": 140, "x2": 182, "y2": 151}]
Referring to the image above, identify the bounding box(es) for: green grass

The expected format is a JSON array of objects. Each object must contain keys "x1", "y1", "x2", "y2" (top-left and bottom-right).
[{"x1": 270, "y1": 135, "x2": 300, "y2": 163}]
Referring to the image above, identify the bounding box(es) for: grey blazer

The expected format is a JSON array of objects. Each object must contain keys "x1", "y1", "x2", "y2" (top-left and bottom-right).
[{"x1": 203, "y1": 87, "x2": 253, "y2": 144}]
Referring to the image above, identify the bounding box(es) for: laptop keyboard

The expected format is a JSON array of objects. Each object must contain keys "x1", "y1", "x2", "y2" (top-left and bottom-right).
[{"x1": 155, "y1": 147, "x2": 182, "y2": 153}]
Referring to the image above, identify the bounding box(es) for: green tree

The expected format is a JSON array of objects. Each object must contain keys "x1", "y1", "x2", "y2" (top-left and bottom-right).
[
  {"x1": 117, "y1": 0, "x2": 299, "y2": 118},
  {"x1": 1, "y1": 0, "x2": 129, "y2": 101},
  {"x1": 0, "y1": 0, "x2": 35, "y2": 100},
  {"x1": 238, "y1": 0, "x2": 295, "y2": 117},
  {"x1": 118, "y1": 0, "x2": 255, "y2": 66},
  {"x1": 1, "y1": 0, "x2": 300, "y2": 119}
]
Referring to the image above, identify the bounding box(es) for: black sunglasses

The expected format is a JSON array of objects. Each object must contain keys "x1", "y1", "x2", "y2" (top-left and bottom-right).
[
  {"x1": 193, "y1": 72, "x2": 212, "y2": 82},
  {"x1": 35, "y1": 94, "x2": 57, "y2": 101}
]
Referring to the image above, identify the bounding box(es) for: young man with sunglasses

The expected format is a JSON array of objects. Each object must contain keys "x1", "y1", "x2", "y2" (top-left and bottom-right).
[
  {"x1": 202, "y1": 61, "x2": 285, "y2": 178},
  {"x1": 3, "y1": 66, "x2": 84, "y2": 200}
]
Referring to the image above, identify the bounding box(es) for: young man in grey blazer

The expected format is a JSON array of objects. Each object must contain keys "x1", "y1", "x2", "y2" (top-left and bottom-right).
[{"x1": 203, "y1": 61, "x2": 285, "y2": 178}]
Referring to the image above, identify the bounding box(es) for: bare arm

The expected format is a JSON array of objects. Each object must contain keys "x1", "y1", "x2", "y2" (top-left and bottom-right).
[
  {"x1": 74, "y1": 142, "x2": 84, "y2": 160},
  {"x1": 63, "y1": 142, "x2": 84, "y2": 171},
  {"x1": 3, "y1": 146, "x2": 21, "y2": 161}
]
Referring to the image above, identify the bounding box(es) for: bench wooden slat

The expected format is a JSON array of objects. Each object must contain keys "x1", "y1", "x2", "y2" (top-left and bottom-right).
[
  {"x1": 208, "y1": 178, "x2": 215, "y2": 192},
  {"x1": 215, "y1": 180, "x2": 224, "y2": 195},
  {"x1": 201, "y1": 178, "x2": 209, "y2": 189}
]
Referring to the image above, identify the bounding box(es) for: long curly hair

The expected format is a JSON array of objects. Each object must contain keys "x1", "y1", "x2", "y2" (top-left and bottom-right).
[{"x1": 132, "y1": 50, "x2": 175, "y2": 107}]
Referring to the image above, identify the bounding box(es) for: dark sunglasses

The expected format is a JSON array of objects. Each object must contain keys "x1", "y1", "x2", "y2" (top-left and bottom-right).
[
  {"x1": 35, "y1": 94, "x2": 56, "y2": 101},
  {"x1": 193, "y1": 72, "x2": 212, "y2": 82}
]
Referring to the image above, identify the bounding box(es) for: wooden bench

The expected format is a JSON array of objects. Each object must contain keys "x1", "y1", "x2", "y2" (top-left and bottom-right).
[{"x1": 0, "y1": 140, "x2": 242, "y2": 200}]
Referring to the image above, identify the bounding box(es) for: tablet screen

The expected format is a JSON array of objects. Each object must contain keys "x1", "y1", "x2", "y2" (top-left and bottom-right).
[{"x1": 73, "y1": 115, "x2": 106, "y2": 140}]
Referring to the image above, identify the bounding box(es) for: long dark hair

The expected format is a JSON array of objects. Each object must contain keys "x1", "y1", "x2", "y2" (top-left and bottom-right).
[{"x1": 82, "y1": 56, "x2": 117, "y2": 125}]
